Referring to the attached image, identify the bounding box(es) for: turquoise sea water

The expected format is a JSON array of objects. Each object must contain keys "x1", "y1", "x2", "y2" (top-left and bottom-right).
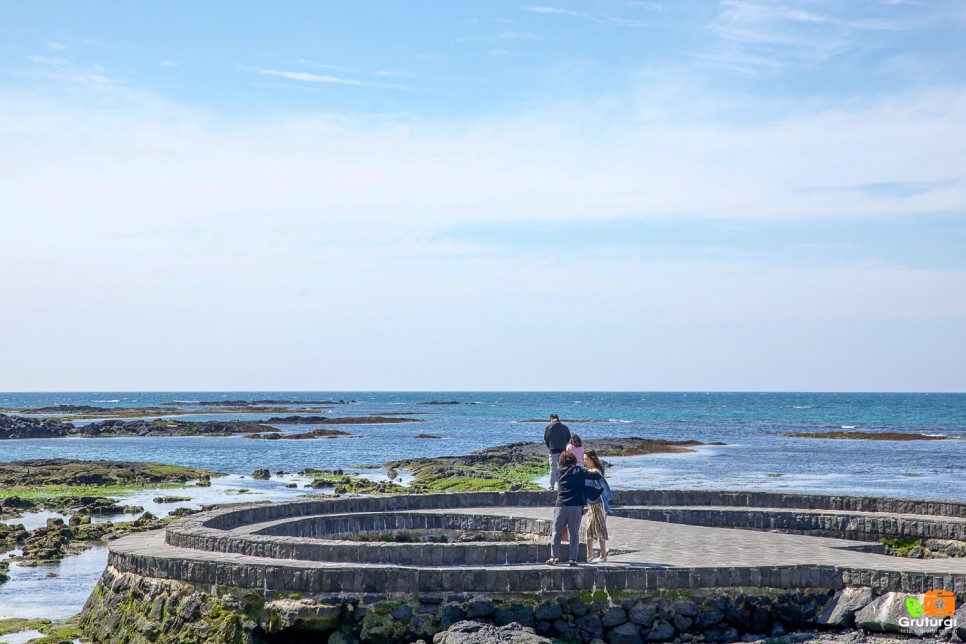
[
  {"x1": 2, "y1": 391, "x2": 964, "y2": 500},
  {"x1": 1, "y1": 391, "x2": 965, "y2": 620}
]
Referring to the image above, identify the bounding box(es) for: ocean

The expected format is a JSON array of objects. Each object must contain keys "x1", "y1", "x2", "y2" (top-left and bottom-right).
[
  {"x1": 2, "y1": 391, "x2": 964, "y2": 500},
  {"x1": 1, "y1": 391, "x2": 964, "y2": 619}
]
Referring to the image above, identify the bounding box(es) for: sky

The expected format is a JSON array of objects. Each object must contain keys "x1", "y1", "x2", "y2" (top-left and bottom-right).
[{"x1": 0, "y1": 1, "x2": 964, "y2": 392}]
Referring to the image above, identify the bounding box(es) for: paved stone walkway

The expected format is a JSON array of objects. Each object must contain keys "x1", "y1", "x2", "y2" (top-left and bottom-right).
[
  {"x1": 428, "y1": 506, "x2": 966, "y2": 574},
  {"x1": 111, "y1": 504, "x2": 966, "y2": 577}
]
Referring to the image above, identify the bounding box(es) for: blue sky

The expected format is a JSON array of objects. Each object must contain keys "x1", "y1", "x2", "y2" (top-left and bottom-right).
[{"x1": 1, "y1": 1, "x2": 964, "y2": 391}]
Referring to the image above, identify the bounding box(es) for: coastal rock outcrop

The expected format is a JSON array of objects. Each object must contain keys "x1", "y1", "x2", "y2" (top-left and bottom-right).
[
  {"x1": 266, "y1": 415, "x2": 422, "y2": 425},
  {"x1": 0, "y1": 413, "x2": 73, "y2": 439},
  {"x1": 433, "y1": 621, "x2": 551, "y2": 643},
  {"x1": 387, "y1": 437, "x2": 717, "y2": 493}
]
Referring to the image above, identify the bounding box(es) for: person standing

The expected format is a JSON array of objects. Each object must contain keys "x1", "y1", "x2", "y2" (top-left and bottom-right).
[
  {"x1": 546, "y1": 451, "x2": 604, "y2": 566},
  {"x1": 544, "y1": 413, "x2": 571, "y2": 491},
  {"x1": 581, "y1": 450, "x2": 611, "y2": 563}
]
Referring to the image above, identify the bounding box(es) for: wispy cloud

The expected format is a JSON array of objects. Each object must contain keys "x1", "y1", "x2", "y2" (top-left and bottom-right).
[
  {"x1": 523, "y1": 5, "x2": 648, "y2": 28},
  {"x1": 27, "y1": 55, "x2": 71, "y2": 66},
  {"x1": 802, "y1": 180, "x2": 959, "y2": 198},
  {"x1": 720, "y1": 1, "x2": 900, "y2": 31},
  {"x1": 704, "y1": 0, "x2": 908, "y2": 72},
  {"x1": 294, "y1": 59, "x2": 411, "y2": 81},
  {"x1": 47, "y1": 41, "x2": 68, "y2": 50},
  {"x1": 160, "y1": 60, "x2": 176, "y2": 67},
  {"x1": 500, "y1": 31, "x2": 540, "y2": 40},
  {"x1": 254, "y1": 68, "x2": 401, "y2": 88}
]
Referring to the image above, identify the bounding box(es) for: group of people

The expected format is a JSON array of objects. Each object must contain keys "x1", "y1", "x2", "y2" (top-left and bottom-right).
[{"x1": 543, "y1": 413, "x2": 612, "y2": 566}]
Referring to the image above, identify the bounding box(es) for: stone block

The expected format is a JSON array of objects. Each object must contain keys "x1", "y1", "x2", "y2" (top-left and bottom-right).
[
  {"x1": 644, "y1": 621, "x2": 674, "y2": 641},
  {"x1": 466, "y1": 597, "x2": 495, "y2": 619},
  {"x1": 855, "y1": 592, "x2": 942, "y2": 637},
  {"x1": 607, "y1": 621, "x2": 644, "y2": 644},
  {"x1": 602, "y1": 607, "x2": 628, "y2": 628},
  {"x1": 629, "y1": 602, "x2": 656, "y2": 627},
  {"x1": 576, "y1": 614, "x2": 604, "y2": 641}
]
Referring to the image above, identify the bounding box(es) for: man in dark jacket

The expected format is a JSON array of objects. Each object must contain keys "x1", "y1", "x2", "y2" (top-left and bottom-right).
[
  {"x1": 544, "y1": 413, "x2": 571, "y2": 491},
  {"x1": 548, "y1": 451, "x2": 604, "y2": 564}
]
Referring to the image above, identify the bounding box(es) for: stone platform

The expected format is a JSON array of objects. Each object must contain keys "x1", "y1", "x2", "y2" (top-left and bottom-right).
[
  {"x1": 81, "y1": 490, "x2": 966, "y2": 643},
  {"x1": 107, "y1": 490, "x2": 966, "y2": 594}
]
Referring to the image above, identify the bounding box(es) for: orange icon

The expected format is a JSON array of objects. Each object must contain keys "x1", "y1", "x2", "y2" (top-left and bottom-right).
[{"x1": 924, "y1": 590, "x2": 956, "y2": 617}]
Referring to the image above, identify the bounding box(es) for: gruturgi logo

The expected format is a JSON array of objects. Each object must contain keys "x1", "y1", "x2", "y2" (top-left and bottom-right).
[{"x1": 900, "y1": 590, "x2": 957, "y2": 629}]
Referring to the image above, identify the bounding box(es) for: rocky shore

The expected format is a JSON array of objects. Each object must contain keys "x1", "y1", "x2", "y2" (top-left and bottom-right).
[
  {"x1": 0, "y1": 413, "x2": 420, "y2": 439},
  {"x1": 246, "y1": 428, "x2": 356, "y2": 440},
  {"x1": 0, "y1": 458, "x2": 219, "y2": 493},
  {"x1": 265, "y1": 415, "x2": 422, "y2": 424},
  {"x1": 387, "y1": 437, "x2": 718, "y2": 493},
  {"x1": 0, "y1": 459, "x2": 220, "y2": 573},
  {"x1": 782, "y1": 431, "x2": 954, "y2": 441}
]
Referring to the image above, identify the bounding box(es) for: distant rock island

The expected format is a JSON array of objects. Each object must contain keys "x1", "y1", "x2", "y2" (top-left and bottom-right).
[
  {"x1": 783, "y1": 431, "x2": 954, "y2": 441},
  {"x1": 0, "y1": 413, "x2": 419, "y2": 440}
]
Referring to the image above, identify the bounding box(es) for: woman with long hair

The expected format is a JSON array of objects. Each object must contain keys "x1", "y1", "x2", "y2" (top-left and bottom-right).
[{"x1": 581, "y1": 449, "x2": 611, "y2": 563}]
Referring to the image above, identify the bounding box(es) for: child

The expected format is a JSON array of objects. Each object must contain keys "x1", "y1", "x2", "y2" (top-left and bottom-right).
[{"x1": 566, "y1": 434, "x2": 584, "y2": 466}]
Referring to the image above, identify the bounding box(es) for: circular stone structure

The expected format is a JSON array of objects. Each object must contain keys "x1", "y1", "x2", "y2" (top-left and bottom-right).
[{"x1": 81, "y1": 490, "x2": 966, "y2": 643}]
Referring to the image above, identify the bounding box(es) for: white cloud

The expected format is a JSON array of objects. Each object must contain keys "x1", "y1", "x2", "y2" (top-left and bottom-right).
[
  {"x1": 708, "y1": 0, "x2": 909, "y2": 70},
  {"x1": 160, "y1": 60, "x2": 176, "y2": 67},
  {"x1": 255, "y1": 68, "x2": 366, "y2": 85},
  {"x1": 254, "y1": 67, "x2": 403, "y2": 88},
  {"x1": 1, "y1": 59, "x2": 964, "y2": 389},
  {"x1": 522, "y1": 5, "x2": 648, "y2": 28},
  {"x1": 47, "y1": 41, "x2": 68, "y2": 50},
  {"x1": 500, "y1": 31, "x2": 540, "y2": 40}
]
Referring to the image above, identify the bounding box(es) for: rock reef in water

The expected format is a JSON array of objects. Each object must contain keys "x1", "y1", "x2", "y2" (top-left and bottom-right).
[
  {"x1": 0, "y1": 413, "x2": 413, "y2": 439},
  {"x1": 246, "y1": 428, "x2": 354, "y2": 440},
  {"x1": 266, "y1": 415, "x2": 422, "y2": 424},
  {"x1": 783, "y1": 431, "x2": 953, "y2": 441},
  {"x1": 0, "y1": 413, "x2": 74, "y2": 439},
  {"x1": 0, "y1": 458, "x2": 220, "y2": 488},
  {"x1": 161, "y1": 399, "x2": 355, "y2": 406},
  {"x1": 387, "y1": 437, "x2": 715, "y2": 493}
]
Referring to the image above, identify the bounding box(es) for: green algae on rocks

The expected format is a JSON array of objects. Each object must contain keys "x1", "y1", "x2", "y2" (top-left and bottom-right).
[
  {"x1": 387, "y1": 437, "x2": 718, "y2": 494},
  {"x1": 782, "y1": 431, "x2": 954, "y2": 441},
  {"x1": 0, "y1": 459, "x2": 222, "y2": 497}
]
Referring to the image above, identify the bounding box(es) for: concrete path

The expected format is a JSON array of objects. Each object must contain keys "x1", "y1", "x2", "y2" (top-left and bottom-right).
[
  {"x1": 428, "y1": 506, "x2": 966, "y2": 574},
  {"x1": 112, "y1": 504, "x2": 966, "y2": 577}
]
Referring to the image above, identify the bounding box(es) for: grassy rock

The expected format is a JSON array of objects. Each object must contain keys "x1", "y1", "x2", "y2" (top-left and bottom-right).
[
  {"x1": 388, "y1": 437, "x2": 715, "y2": 493},
  {"x1": 783, "y1": 431, "x2": 953, "y2": 441},
  {"x1": 0, "y1": 459, "x2": 221, "y2": 489},
  {"x1": 247, "y1": 428, "x2": 354, "y2": 440}
]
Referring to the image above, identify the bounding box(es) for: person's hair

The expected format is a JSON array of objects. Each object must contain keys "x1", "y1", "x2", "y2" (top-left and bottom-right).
[
  {"x1": 584, "y1": 449, "x2": 605, "y2": 475},
  {"x1": 569, "y1": 434, "x2": 582, "y2": 447},
  {"x1": 549, "y1": 413, "x2": 559, "y2": 422},
  {"x1": 558, "y1": 451, "x2": 577, "y2": 467}
]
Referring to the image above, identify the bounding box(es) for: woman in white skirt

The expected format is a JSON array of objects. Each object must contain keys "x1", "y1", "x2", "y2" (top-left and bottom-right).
[{"x1": 581, "y1": 450, "x2": 610, "y2": 563}]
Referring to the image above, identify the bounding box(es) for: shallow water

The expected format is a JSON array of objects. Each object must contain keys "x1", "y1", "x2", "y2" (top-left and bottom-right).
[{"x1": 2, "y1": 391, "x2": 964, "y2": 499}]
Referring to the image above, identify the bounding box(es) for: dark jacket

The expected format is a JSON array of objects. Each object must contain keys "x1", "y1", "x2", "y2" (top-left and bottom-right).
[
  {"x1": 555, "y1": 465, "x2": 603, "y2": 507},
  {"x1": 544, "y1": 421, "x2": 571, "y2": 454}
]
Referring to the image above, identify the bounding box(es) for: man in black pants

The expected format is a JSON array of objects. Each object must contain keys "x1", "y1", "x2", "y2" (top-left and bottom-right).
[{"x1": 544, "y1": 413, "x2": 571, "y2": 491}]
